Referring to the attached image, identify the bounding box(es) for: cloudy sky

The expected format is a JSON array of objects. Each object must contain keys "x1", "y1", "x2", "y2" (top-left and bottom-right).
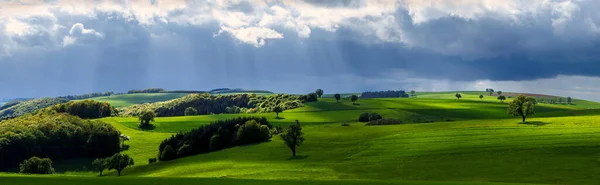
[{"x1": 1, "y1": 0, "x2": 600, "y2": 101}]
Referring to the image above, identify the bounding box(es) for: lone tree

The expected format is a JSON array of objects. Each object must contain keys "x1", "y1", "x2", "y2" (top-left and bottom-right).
[
  {"x1": 273, "y1": 106, "x2": 283, "y2": 118},
  {"x1": 334, "y1": 93, "x2": 341, "y2": 102},
  {"x1": 486, "y1": 88, "x2": 494, "y2": 96},
  {"x1": 92, "y1": 158, "x2": 108, "y2": 176},
  {"x1": 350, "y1": 95, "x2": 358, "y2": 105},
  {"x1": 184, "y1": 107, "x2": 198, "y2": 116},
  {"x1": 138, "y1": 111, "x2": 156, "y2": 127},
  {"x1": 410, "y1": 90, "x2": 416, "y2": 97},
  {"x1": 497, "y1": 95, "x2": 506, "y2": 102},
  {"x1": 108, "y1": 153, "x2": 134, "y2": 176},
  {"x1": 567, "y1": 96, "x2": 572, "y2": 104},
  {"x1": 497, "y1": 91, "x2": 503, "y2": 95},
  {"x1": 280, "y1": 123, "x2": 305, "y2": 156},
  {"x1": 315, "y1": 89, "x2": 324, "y2": 98},
  {"x1": 479, "y1": 94, "x2": 484, "y2": 100},
  {"x1": 508, "y1": 95, "x2": 537, "y2": 122},
  {"x1": 455, "y1": 93, "x2": 462, "y2": 100}
]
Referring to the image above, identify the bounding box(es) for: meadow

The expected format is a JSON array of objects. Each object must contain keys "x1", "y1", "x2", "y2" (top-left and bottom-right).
[{"x1": 3, "y1": 92, "x2": 600, "y2": 185}]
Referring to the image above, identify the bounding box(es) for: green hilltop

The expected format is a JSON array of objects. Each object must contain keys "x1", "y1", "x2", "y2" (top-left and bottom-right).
[{"x1": 1, "y1": 91, "x2": 600, "y2": 185}]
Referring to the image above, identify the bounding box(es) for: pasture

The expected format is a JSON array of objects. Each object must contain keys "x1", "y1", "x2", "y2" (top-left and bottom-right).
[{"x1": 5, "y1": 92, "x2": 600, "y2": 185}]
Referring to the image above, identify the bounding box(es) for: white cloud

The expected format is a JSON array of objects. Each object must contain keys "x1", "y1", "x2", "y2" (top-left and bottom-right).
[
  {"x1": 215, "y1": 26, "x2": 283, "y2": 47},
  {"x1": 63, "y1": 23, "x2": 103, "y2": 46}
]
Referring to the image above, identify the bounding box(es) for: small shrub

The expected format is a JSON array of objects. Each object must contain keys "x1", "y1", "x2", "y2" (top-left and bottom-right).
[
  {"x1": 148, "y1": 158, "x2": 157, "y2": 164},
  {"x1": 237, "y1": 120, "x2": 270, "y2": 145},
  {"x1": 159, "y1": 145, "x2": 177, "y2": 161},
  {"x1": 368, "y1": 112, "x2": 382, "y2": 121},
  {"x1": 366, "y1": 118, "x2": 403, "y2": 126},
  {"x1": 19, "y1": 156, "x2": 54, "y2": 174},
  {"x1": 184, "y1": 107, "x2": 199, "y2": 116},
  {"x1": 358, "y1": 112, "x2": 370, "y2": 122}
]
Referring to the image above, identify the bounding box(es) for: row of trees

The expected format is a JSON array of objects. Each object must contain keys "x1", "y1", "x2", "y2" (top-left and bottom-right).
[
  {"x1": 43, "y1": 100, "x2": 118, "y2": 119},
  {"x1": 127, "y1": 88, "x2": 166, "y2": 94},
  {"x1": 0, "y1": 113, "x2": 122, "y2": 169},
  {"x1": 361, "y1": 91, "x2": 410, "y2": 98},
  {"x1": 92, "y1": 153, "x2": 134, "y2": 176}
]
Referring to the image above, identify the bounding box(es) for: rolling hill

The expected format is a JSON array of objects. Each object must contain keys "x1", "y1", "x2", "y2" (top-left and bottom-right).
[{"x1": 3, "y1": 92, "x2": 600, "y2": 185}]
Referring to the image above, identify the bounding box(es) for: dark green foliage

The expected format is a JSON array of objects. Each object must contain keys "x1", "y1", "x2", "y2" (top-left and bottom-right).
[
  {"x1": 0, "y1": 100, "x2": 26, "y2": 111},
  {"x1": 19, "y1": 156, "x2": 54, "y2": 174},
  {"x1": 455, "y1": 93, "x2": 462, "y2": 99},
  {"x1": 0, "y1": 114, "x2": 121, "y2": 169},
  {"x1": 128, "y1": 88, "x2": 166, "y2": 94},
  {"x1": 315, "y1": 89, "x2": 324, "y2": 98},
  {"x1": 508, "y1": 95, "x2": 536, "y2": 122},
  {"x1": 59, "y1": 92, "x2": 114, "y2": 101},
  {"x1": 121, "y1": 93, "x2": 307, "y2": 117},
  {"x1": 158, "y1": 117, "x2": 271, "y2": 161},
  {"x1": 184, "y1": 107, "x2": 198, "y2": 116},
  {"x1": 479, "y1": 95, "x2": 484, "y2": 99},
  {"x1": 280, "y1": 123, "x2": 304, "y2": 156},
  {"x1": 358, "y1": 112, "x2": 370, "y2": 122},
  {"x1": 177, "y1": 144, "x2": 192, "y2": 157},
  {"x1": 107, "y1": 153, "x2": 134, "y2": 176},
  {"x1": 361, "y1": 91, "x2": 409, "y2": 98},
  {"x1": 148, "y1": 158, "x2": 157, "y2": 164},
  {"x1": 498, "y1": 95, "x2": 507, "y2": 102},
  {"x1": 366, "y1": 118, "x2": 403, "y2": 125},
  {"x1": 305, "y1": 93, "x2": 319, "y2": 102},
  {"x1": 567, "y1": 97, "x2": 572, "y2": 104},
  {"x1": 208, "y1": 88, "x2": 272, "y2": 94},
  {"x1": 46, "y1": 100, "x2": 117, "y2": 119},
  {"x1": 138, "y1": 111, "x2": 156, "y2": 127},
  {"x1": 358, "y1": 112, "x2": 382, "y2": 122},
  {"x1": 334, "y1": 94, "x2": 341, "y2": 102},
  {"x1": 92, "y1": 158, "x2": 108, "y2": 176},
  {"x1": 236, "y1": 120, "x2": 271, "y2": 145},
  {"x1": 410, "y1": 90, "x2": 416, "y2": 97},
  {"x1": 160, "y1": 145, "x2": 177, "y2": 161},
  {"x1": 486, "y1": 88, "x2": 494, "y2": 95},
  {"x1": 497, "y1": 91, "x2": 503, "y2": 95},
  {"x1": 273, "y1": 106, "x2": 283, "y2": 118},
  {"x1": 351, "y1": 95, "x2": 358, "y2": 104},
  {"x1": 368, "y1": 112, "x2": 382, "y2": 121}
]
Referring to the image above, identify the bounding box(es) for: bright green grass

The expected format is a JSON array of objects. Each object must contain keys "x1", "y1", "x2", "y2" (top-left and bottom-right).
[
  {"x1": 81, "y1": 93, "x2": 190, "y2": 107},
  {"x1": 6, "y1": 93, "x2": 600, "y2": 185}
]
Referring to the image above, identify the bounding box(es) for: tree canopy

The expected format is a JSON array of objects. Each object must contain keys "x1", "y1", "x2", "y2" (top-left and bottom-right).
[
  {"x1": 334, "y1": 94, "x2": 341, "y2": 102},
  {"x1": 280, "y1": 123, "x2": 305, "y2": 156},
  {"x1": 507, "y1": 95, "x2": 537, "y2": 122},
  {"x1": 315, "y1": 89, "x2": 324, "y2": 98}
]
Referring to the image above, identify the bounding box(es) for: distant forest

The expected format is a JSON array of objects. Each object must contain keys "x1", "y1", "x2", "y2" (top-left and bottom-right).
[
  {"x1": 0, "y1": 92, "x2": 114, "y2": 121},
  {"x1": 361, "y1": 90, "x2": 410, "y2": 98}
]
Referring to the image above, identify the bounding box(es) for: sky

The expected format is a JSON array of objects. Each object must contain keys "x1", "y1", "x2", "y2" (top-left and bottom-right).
[{"x1": 1, "y1": 0, "x2": 600, "y2": 101}]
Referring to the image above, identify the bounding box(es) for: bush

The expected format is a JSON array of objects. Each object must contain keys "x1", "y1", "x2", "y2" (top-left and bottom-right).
[
  {"x1": 19, "y1": 157, "x2": 54, "y2": 174},
  {"x1": 184, "y1": 107, "x2": 198, "y2": 116},
  {"x1": 366, "y1": 118, "x2": 403, "y2": 125},
  {"x1": 368, "y1": 112, "x2": 382, "y2": 121},
  {"x1": 177, "y1": 144, "x2": 191, "y2": 157},
  {"x1": 159, "y1": 145, "x2": 177, "y2": 161},
  {"x1": 358, "y1": 112, "x2": 370, "y2": 122},
  {"x1": 46, "y1": 100, "x2": 117, "y2": 119},
  {"x1": 305, "y1": 93, "x2": 319, "y2": 102},
  {"x1": 148, "y1": 158, "x2": 157, "y2": 164},
  {"x1": 158, "y1": 117, "x2": 271, "y2": 161},
  {"x1": 0, "y1": 114, "x2": 121, "y2": 169}
]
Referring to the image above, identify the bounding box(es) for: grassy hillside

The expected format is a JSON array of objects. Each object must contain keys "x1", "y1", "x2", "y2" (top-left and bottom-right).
[
  {"x1": 82, "y1": 93, "x2": 190, "y2": 108},
  {"x1": 5, "y1": 92, "x2": 600, "y2": 185}
]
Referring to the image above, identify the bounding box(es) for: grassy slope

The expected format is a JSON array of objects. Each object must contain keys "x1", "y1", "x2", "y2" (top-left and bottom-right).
[
  {"x1": 82, "y1": 92, "x2": 274, "y2": 108},
  {"x1": 6, "y1": 92, "x2": 600, "y2": 185}
]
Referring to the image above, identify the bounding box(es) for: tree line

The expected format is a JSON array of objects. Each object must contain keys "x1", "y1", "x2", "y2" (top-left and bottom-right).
[
  {"x1": 43, "y1": 100, "x2": 118, "y2": 119},
  {"x1": 0, "y1": 113, "x2": 121, "y2": 170},
  {"x1": 361, "y1": 90, "x2": 410, "y2": 98}
]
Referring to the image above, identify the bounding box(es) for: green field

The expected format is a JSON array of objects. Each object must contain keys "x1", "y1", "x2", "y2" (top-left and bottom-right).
[
  {"x1": 5, "y1": 92, "x2": 600, "y2": 185},
  {"x1": 81, "y1": 93, "x2": 191, "y2": 107}
]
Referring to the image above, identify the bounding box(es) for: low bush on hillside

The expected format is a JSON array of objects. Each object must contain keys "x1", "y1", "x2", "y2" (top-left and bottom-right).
[
  {"x1": 19, "y1": 156, "x2": 54, "y2": 174},
  {"x1": 43, "y1": 100, "x2": 117, "y2": 119},
  {"x1": 120, "y1": 93, "x2": 315, "y2": 117},
  {"x1": 358, "y1": 112, "x2": 382, "y2": 122},
  {"x1": 361, "y1": 90, "x2": 410, "y2": 98},
  {"x1": 366, "y1": 118, "x2": 403, "y2": 125},
  {"x1": 157, "y1": 117, "x2": 271, "y2": 161},
  {"x1": 0, "y1": 114, "x2": 121, "y2": 169}
]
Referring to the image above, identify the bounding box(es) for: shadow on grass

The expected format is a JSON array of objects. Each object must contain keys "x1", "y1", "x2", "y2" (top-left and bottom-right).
[
  {"x1": 287, "y1": 155, "x2": 308, "y2": 160},
  {"x1": 139, "y1": 124, "x2": 156, "y2": 130},
  {"x1": 275, "y1": 116, "x2": 286, "y2": 120},
  {"x1": 519, "y1": 121, "x2": 550, "y2": 126}
]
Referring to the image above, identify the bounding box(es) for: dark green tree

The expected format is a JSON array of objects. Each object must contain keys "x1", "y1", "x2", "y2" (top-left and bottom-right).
[
  {"x1": 410, "y1": 90, "x2": 416, "y2": 97},
  {"x1": 19, "y1": 157, "x2": 54, "y2": 174},
  {"x1": 455, "y1": 93, "x2": 462, "y2": 100},
  {"x1": 350, "y1": 95, "x2": 358, "y2": 104},
  {"x1": 315, "y1": 89, "x2": 324, "y2": 98},
  {"x1": 159, "y1": 145, "x2": 177, "y2": 161},
  {"x1": 107, "y1": 153, "x2": 134, "y2": 176},
  {"x1": 567, "y1": 97, "x2": 572, "y2": 104},
  {"x1": 273, "y1": 106, "x2": 283, "y2": 118},
  {"x1": 479, "y1": 94, "x2": 484, "y2": 100},
  {"x1": 487, "y1": 88, "x2": 494, "y2": 96},
  {"x1": 184, "y1": 107, "x2": 198, "y2": 116},
  {"x1": 280, "y1": 123, "x2": 305, "y2": 156},
  {"x1": 508, "y1": 95, "x2": 536, "y2": 122},
  {"x1": 497, "y1": 91, "x2": 503, "y2": 95},
  {"x1": 497, "y1": 95, "x2": 506, "y2": 102},
  {"x1": 334, "y1": 94, "x2": 341, "y2": 102},
  {"x1": 92, "y1": 158, "x2": 108, "y2": 176},
  {"x1": 138, "y1": 111, "x2": 156, "y2": 127}
]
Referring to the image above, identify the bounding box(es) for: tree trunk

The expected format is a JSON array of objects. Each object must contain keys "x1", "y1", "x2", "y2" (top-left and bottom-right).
[
  {"x1": 292, "y1": 146, "x2": 296, "y2": 156},
  {"x1": 99, "y1": 170, "x2": 103, "y2": 176},
  {"x1": 522, "y1": 116, "x2": 526, "y2": 123},
  {"x1": 276, "y1": 112, "x2": 279, "y2": 118},
  {"x1": 118, "y1": 170, "x2": 121, "y2": 176}
]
